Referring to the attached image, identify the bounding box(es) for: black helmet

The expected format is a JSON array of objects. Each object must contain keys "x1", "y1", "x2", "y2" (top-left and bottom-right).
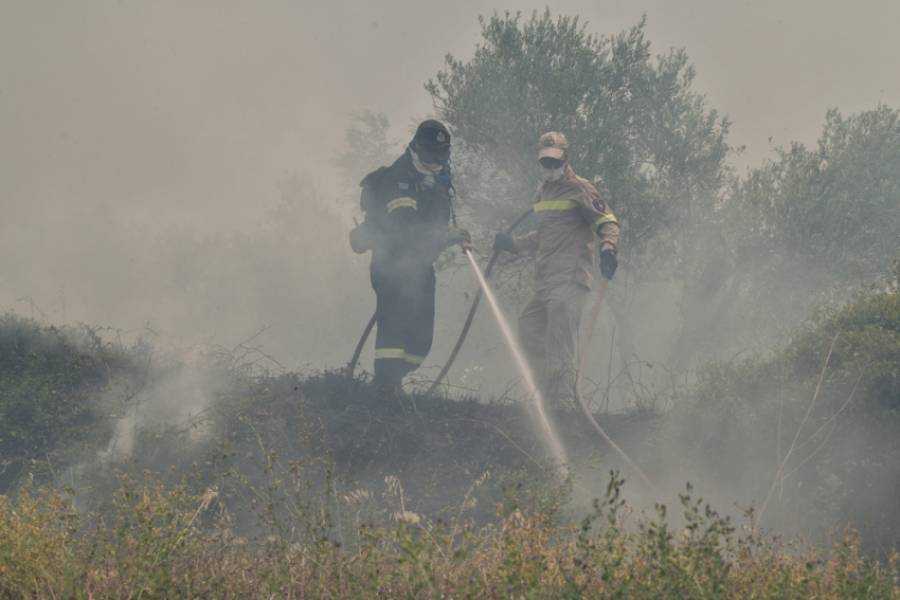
[{"x1": 411, "y1": 120, "x2": 451, "y2": 165}]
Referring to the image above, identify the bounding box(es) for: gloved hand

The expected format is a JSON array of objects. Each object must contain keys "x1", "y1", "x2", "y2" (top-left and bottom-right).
[
  {"x1": 446, "y1": 227, "x2": 472, "y2": 250},
  {"x1": 599, "y1": 247, "x2": 618, "y2": 280},
  {"x1": 349, "y1": 221, "x2": 374, "y2": 254},
  {"x1": 493, "y1": 232, "x2": 517, "y2": 254}
]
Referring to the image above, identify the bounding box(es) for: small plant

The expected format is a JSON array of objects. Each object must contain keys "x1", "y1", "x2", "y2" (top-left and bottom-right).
[{"x1": 2, "y1": 472, "x2": 897, "y2": 598}]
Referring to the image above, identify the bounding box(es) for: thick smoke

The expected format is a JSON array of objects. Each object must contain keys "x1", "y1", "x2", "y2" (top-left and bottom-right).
[
  {"x1": 2, "y1": 0, "x2": 898, "y2": 551},
  {"x1": 3, "y1": 0, "x2": 899, "y2": 363}
]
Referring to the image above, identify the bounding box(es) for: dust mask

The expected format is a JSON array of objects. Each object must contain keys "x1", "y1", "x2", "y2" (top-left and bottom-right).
[
  {"x1": 410, "y1": 147, "x2": 443, "y2": 176},
  {"x1": 540, "y1": 165, "x2": 565, "y2": 182}
]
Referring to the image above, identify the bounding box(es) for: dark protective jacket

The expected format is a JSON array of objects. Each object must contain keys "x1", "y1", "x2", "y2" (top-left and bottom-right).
[
  {"x1": 513, "y1": 166, "x2": 620, "y2": 292},
  {"x1": 360, "y1": 149, "x2": 455, "y2": 278}
]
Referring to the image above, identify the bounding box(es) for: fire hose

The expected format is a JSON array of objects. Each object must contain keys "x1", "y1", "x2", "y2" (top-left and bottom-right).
[
  {"x1": 575, "y1": 279, "x2": 659, "y2": 494},
  {"x1": 345, "y1": 209, "x2": 533, "y2": 395},
  {"x1": 346, "y1": 210, "x2": 657, "y2": 493}
]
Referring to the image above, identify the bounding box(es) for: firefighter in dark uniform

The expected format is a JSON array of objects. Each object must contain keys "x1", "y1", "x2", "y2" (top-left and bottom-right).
[{"x1": 350, "y1": 120, "x2": 470, "y2": 391}]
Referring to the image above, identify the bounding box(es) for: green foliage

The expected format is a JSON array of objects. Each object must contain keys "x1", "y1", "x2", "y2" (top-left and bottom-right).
[
  {"x1": 1, "y1": 473, "x2": 896, "y2": 598},
  {"x1": 738, "y1": 107, "x2": 900, "y2": 273},
  {"x1": 664, "y1": 277, "x2": 900, "y2": 552},
  {"x1": 721, "y1": 105, "x2": 900, "y2": 337},
  {"x1": 1, "y1": 273, "x2": 897, "y2": 595},
  {"x1": 0, "y1": 315, "x2": 140, "y2": 489},
  {"x1": 427, "y1": 10, "x2": 731, "y2": 267},
  {"x1": 414, "y1": 8, "x2": 899, "y2": 368}
]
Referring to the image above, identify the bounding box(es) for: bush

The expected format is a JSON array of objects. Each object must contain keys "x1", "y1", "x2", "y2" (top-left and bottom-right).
[
  {"x1": 1, "y1": 473, "x2": 896, "y2": 598},
  {"x1": 660, "y1": 271, "x2": 900, "y2": 553},
  {"x1": 0, "y1": 315, "x2": 143, "y2": 491}
]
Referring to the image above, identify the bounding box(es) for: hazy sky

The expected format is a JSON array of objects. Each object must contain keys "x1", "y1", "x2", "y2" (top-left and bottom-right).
[
  {"x1": 1, "y1": 0, "x2": 899, "y2": 363},
  {"x1": 3, "y1": 0, "x2": 900, "y2": 228}
]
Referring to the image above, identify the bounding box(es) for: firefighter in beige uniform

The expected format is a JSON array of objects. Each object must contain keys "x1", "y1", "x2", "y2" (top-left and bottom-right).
[{"x1": 494, "y1": 132, "x2": 620, "y2": 403}]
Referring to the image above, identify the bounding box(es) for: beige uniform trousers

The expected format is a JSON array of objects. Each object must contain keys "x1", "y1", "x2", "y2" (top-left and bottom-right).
[{"x1": 518, "y1": 282, "x2": 588, "y2": 404}]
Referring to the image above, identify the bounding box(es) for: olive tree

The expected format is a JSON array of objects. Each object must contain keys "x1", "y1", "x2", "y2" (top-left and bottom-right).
[
  {"x1": 425, "y1": 10, "x2": 733, "y2": 369},
  {"x1": 427, "y1": 11, "x2": 730, "y2": 265},
  {"x1": 720, "y1": 106, "x2": 900, "y2": 336}
]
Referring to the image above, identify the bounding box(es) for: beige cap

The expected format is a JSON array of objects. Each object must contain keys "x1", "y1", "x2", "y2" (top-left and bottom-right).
[{"x1": 538, "y1": 131, "x2": 568, "y2": 160}]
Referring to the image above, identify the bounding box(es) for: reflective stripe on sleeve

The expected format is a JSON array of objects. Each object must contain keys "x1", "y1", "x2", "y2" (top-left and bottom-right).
[
  {"x1": 386, "y1": 197, "x2": 418, "y2": 213},
  {"x1": 592, "y1": 212, "x2": 619, "y2": 231},
  {"x1": 533, "y1": 199, "x2": 579, "y2": 212}
]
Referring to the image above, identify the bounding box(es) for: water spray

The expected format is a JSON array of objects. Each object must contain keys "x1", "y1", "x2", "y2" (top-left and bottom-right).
[
  {"x1": 346, "y1": 209, "x2": 534, "y2": 389},
  {"x1": 463, "y1": 249, "x2": 569, "y2": 472}
]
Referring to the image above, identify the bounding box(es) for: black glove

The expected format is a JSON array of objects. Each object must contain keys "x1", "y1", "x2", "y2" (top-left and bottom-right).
[
  {"x1": 599, "y1": 248, "x2": 618, "y2": 280},
  {"x1": 493, "y1": 232, "x2": 517, "y2": 254},
  {"x1": 349, "y1": 222, "x2": 374, "y2": 254}
]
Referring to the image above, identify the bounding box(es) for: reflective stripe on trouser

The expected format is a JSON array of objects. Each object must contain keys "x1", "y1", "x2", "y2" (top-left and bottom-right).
[
  {"x1": 517, "y1": 282, "x2": 589, "y2": 404},
  {"x1": 372, "y1": 266, "x2": 436, "y2": 386}
]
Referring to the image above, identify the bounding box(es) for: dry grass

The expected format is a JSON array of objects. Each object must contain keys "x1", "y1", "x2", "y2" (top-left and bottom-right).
[{"x1": 1, "y1": 472, "x2": 896, "y2": 599}]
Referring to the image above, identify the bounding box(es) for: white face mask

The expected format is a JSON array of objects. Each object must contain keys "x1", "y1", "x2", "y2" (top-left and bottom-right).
[
  {"x1": 540, "y1": 165, "x2": 565, "y2": 182},
  {"x1": 410, "y1": 147, "x2": 444, "y2": 175}
]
